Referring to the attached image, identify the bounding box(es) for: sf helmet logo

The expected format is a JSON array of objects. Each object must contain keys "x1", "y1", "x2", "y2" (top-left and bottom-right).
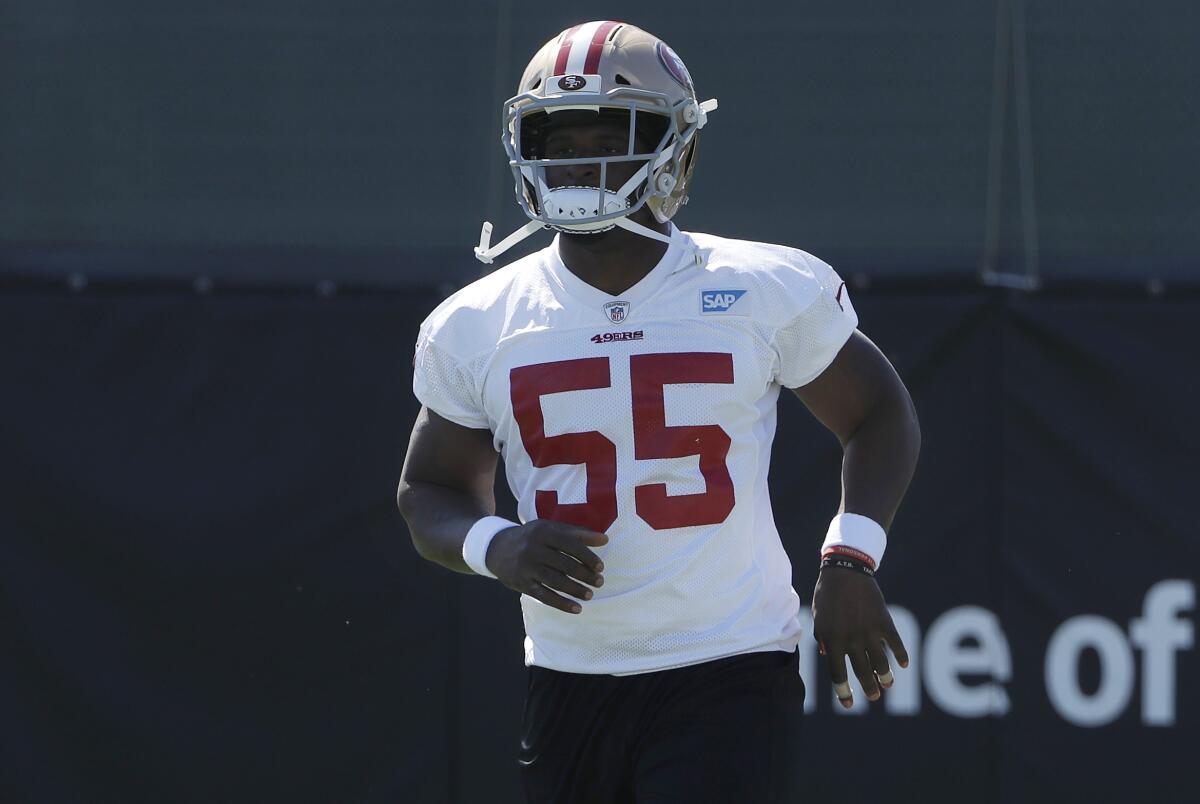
[
  {"x1": 656, "y1": 42, "x2": 694, "y2": 91},
  {"x1": 558, "y1": 75, "x2": 586, "y2": 91}
]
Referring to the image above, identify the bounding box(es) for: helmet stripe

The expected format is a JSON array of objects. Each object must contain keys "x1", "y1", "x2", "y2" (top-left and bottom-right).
[
  {"x1": 583, "y1": 21, "x2": 621, "y2": 74},
  {"x1": 563, "y1": 20, "x2": 605, "y2": 75},
  {"x1": 553, "y1": 24, "x2": 582, "y2": 75}
]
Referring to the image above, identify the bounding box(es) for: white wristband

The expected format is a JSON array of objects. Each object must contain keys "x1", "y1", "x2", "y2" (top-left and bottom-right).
[
  {"x1": 462, "y1": 516, "x2": 518, "y2": 579},
  {"x1": 821, "y1": 513, "x2": 888, "y2": 570}
]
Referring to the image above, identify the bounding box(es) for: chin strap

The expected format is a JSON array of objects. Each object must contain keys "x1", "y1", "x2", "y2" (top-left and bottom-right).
[
  {"x1": 612, "y1": 216, "x2": 674, "y2": 244},
  {"x1": 614, "y1": 218, "x2": 704, "y2": 265},
  {"x1": 474, "y1": 220, "x2": 547, "y2": 264},
  {"x1": 475, "y1": 216, "x2": 701, "y2": 265}
]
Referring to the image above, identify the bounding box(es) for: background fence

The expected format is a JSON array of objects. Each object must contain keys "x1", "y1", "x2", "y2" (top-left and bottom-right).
[{"x1": 4, "y1": 0, "x2": 1199, "y2": 286}]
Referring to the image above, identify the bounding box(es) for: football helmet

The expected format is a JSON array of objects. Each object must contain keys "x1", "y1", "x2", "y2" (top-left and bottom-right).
[{"x1": 475, "y1": 21, "x2": 717, "y2": 263}]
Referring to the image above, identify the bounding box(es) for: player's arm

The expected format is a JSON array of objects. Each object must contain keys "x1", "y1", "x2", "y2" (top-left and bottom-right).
[
  {"x1": 397, "y1": 406, "x2": 500, "y2": 573},
  {"x1": 397, "y1": 406, "x2": 607, "y2": 612},
  {"x1": 790, "y1": 329, "x2": 920, "y2": 530},
  {"x1": 791, "y1": 330, "x2": 919, "y2": 707}
]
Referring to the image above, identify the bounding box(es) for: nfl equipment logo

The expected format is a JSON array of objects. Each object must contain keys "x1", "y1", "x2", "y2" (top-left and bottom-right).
[{"x1": 603, "y1": 301, "x2": 630, "y2": 324}]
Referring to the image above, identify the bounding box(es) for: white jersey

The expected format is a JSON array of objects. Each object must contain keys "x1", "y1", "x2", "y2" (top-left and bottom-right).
[{"x1": 413, "y1": 226, "x2": 858, "y2": 675}]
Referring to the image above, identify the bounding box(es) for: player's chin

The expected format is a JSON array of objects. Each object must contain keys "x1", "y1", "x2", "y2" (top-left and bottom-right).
[{"x1": 562, "y1": 224, "x2": 617, "y2": 241}]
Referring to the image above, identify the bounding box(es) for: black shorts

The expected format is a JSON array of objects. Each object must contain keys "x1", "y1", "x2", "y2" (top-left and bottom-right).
[{"x1": 518, "y1": 649, "x2": 805, "y2": 804}]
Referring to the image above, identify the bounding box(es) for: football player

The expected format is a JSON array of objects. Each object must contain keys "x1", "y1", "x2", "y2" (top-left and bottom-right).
[{"x1": 398, "y1": 20, "x2": 920, "y2": 803}]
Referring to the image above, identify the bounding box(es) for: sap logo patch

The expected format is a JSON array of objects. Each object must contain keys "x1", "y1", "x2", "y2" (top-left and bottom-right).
[{"x1": 700, "y1": 289, "x2": 748, "y2": 313}]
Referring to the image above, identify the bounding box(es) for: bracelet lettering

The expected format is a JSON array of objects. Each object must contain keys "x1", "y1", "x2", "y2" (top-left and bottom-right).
[
  {"x1": 821, "y1": 545, "x2": 877, "y2": 571},
  {"x1": 820, "y1": 556, "x2": 876, "y2": 578}
]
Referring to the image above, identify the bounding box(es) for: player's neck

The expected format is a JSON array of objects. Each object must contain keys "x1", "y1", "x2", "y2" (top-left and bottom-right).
[{"x1": 557, "y1": 212, "x2": 672, "y2": 297}]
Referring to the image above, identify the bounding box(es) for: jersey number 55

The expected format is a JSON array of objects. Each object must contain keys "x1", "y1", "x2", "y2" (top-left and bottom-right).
[{"x1": 510, "y1": 352, "x2": 735, "y2": 533}]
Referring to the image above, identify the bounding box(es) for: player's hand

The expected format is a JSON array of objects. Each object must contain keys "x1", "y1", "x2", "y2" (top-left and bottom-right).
[
  {"x1": 811, "y1": 564, "x2": 909, "y2": 708},
  {"x1": 485, "y1": 520, "x2": 608, "y2": 614}
]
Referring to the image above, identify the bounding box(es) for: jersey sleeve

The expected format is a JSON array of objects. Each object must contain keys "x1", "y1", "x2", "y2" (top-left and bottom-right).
[
  {"x1": 412, "y1": 324, "x2": 491, "y2": 430},
  {"x1": 771, "y1": 254, "x2": 858, "y2": 388}
]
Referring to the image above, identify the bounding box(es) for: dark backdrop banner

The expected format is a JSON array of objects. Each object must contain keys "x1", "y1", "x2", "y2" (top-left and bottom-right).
[{"x1": 0, "y1": 289, "x2": 1195, "y2": 803}]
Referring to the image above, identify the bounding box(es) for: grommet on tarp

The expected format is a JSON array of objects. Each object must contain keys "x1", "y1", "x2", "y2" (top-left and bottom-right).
[
  {"x1": 66, "y1": 273, "x2": 87, "y2": 293},
  {"x1": 193, "y1": 277, "x2": 214, "y2": 295},
  {"x1": 316, "y1": 280, "x2": 337, "y2": 298}
]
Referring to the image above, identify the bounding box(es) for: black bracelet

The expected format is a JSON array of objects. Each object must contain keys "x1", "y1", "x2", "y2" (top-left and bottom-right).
[{"x1": 820, "y1": 556, "x2": 876, "y2": 578}]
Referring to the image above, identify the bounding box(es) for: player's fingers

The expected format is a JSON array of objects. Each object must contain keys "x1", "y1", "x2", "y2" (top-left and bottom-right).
[
  {"x1": 866, "y1": 638, "x2": 893, "y2": 688},
  {"x1": 848, "y1": 647, "x2": 880, "y2": 701},
  {"x1": 823, "y1": 642, "x2": 854, "y2": 709},
  {"x1": 554, "y1": 524, "x2": 609, "y2": 549},
  {"x1": 823, "y1": 641, "x2": 848, "y2": 684},
  {"x1": 884, "y1": 624, "x2": 910, "y2": 669},
  {"x1": 578, "y1": 532, "x2": 610, "y2": 547},
  {"x1": 544, "y1": 529, "x2": 606, "y2": 572},
  {"x1": 537, "y1": 567, "x2": 595, "y2": 602},
  {"x1": 539, "y1": 548, "x2": 604, "y2": 587},
  {"x1": 522, "y1": 578, "x2": 583, "y2": 615}
]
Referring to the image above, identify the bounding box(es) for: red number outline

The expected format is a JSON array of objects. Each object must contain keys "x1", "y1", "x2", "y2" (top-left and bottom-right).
[
  {"x1": 631, "y1": 353, "x2": 735, "y2": 529},
  {"x1": 510, "y1": 353, "x2": 735, "y2": 532},
  {"x1": 510, "y1": 357, "x2": 618, "y2": 532}
]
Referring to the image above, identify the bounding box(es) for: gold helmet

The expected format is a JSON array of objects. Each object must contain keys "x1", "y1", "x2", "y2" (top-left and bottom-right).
[{"x1": 474, "y1": 21, "x2": 717, "y2": 263}]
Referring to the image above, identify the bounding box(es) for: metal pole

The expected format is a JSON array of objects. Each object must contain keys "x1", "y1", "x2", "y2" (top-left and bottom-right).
[
  {"x1": 981, "y1": 0, "x2": 1010, "y2": 280},
  {"x1": 1011, "y1": 0, "x2": 1041, "y2": 288},
  {"x1": 982, "y1": 0, "x2": 1040, "y2": 291}
]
